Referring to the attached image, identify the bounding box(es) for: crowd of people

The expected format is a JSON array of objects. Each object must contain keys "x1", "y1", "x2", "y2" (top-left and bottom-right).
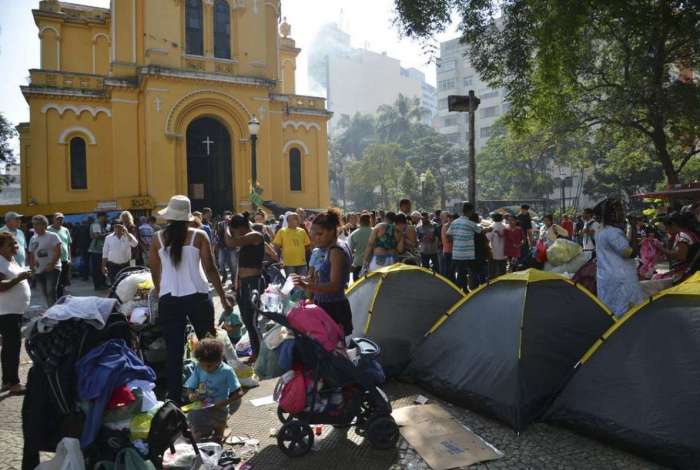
[{"x1": 0, "y1": 194, "x2": 698, "y2": 446}]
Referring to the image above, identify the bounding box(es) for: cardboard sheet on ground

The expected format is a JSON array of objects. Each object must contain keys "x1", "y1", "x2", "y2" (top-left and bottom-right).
[{"x1": 392, "y1": 404, "x2": 503, "y2": 470}]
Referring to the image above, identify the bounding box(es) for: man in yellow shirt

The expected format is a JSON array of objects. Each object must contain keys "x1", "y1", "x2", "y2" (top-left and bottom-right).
[{"x1": 273, "y1": 213, "x2": 310, "y2": 275}]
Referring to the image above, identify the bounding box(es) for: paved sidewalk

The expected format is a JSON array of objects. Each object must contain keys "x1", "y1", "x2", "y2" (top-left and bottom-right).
[{"x1": 0, "y1": 278, "x2": 667, "y2": 469}]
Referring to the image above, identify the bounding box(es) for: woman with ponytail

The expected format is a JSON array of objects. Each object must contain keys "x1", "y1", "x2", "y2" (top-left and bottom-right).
[
  {"x1": 149, "y1": 196, "x2": 230, "y2": 402},
  {"x1": 293, "y1": 208, "x2": 354, "y2": 336}
]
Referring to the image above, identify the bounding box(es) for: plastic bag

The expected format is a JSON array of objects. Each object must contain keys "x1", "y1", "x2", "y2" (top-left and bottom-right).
[
  {"x1": 36, "y1": 437, "x2": 85, "y2": 470},
  {"x1": 534, "y1": 239, "x2": 548, "y2": 264},
  {"x1": 255, "y1": 329, "x2": 285, "y2": 380},
  {"x1": 546, "y1": 239, "x2": 582, "y2": 266},
  {"x1": 545, "y1": 251, "x2": 589, "y2": 275},
  {"x1": 235, "y1": 363, "x2": 260, "y2": 388},
  {"x1": 191, "y1": 443, "x2": 223, "y2": 470},
  {"x1": 115, "y1": 271, "x2": 152, "y2": 303}
]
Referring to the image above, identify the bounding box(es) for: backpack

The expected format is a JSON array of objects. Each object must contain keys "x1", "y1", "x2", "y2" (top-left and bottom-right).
[
  {"x1": 287, "y1": 302, "x2": 344, "y2": 353},
  {"x1": 146, "y1": 401, "x2": 199, "y2": 468}
]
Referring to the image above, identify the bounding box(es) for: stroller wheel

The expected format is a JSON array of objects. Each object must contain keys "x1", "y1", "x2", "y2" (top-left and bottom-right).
[
  {"x1": 277, "y1": 420, "x2": 314, "y2": 457},
  {"x1": 277, "y1": 407, "x2": 292, "y2": 424},
  {"x1": 366, "y1": 416, "x2": 399, "y2": 450}
]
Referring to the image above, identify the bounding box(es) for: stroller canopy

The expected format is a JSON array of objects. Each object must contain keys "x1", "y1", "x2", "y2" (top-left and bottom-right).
[
  {"x1": 347, "y1": 264, "x2": 463, "y2": 375},
  {"x1": 406, "y1": 269, "x2": 614, "y2": 431},
  {"x1": 545, "y1": 273, "x2": 700, "y2": 469}
]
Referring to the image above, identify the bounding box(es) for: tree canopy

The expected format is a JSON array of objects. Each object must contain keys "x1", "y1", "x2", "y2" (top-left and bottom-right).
[
  {"x1": 331, "y1": 94, "x2": 468, "y2": 210},
  {"x1": 394, "y1": 0, "x2": 700, "y2": 186},
  {"x1": 0, "y1": 114, "x2": 17, "y2": 192}
]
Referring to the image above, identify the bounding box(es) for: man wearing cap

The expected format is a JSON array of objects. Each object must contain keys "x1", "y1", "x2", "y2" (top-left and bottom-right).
[
  {"x1": 48, "y1": 213, "x2": 72, "y2": 298},
  {"x1": 1, "y1": 212, "x2": 26, "y2": 267},
  {"x1": 102, "y1": 222, "x2": 139, "y2": 286},
  {"x1": 27, "y1": 215, "x2": 62, "y2": 307}
]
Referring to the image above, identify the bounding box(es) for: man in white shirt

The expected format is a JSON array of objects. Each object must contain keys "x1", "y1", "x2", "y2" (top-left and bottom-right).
[
  {"x1": 580, "y1": 208, "x2": 600, "y2": 254},
  {"x1": 487, "y1": 213, "x2": 507, "y2": 278},
  {"x1": 102, "y1": 222, "x2": 138, "y2": 286}
]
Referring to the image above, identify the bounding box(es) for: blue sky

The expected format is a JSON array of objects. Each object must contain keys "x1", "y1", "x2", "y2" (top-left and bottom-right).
[{"x1": 0, "y1": 0, "x2": 456, "y2": 152}]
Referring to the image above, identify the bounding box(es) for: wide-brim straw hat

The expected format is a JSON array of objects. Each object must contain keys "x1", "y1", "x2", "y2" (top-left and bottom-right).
[{"x1": 158, "y1": 195, "x2": 194, "y2": 222}]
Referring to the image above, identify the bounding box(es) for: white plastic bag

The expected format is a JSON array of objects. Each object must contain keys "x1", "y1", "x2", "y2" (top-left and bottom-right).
[
  {"x1": 190, "y1": 443, "x2": 223, "y2": 470},
  {"x1": 36, "y1": 438, "x2": 85, "y2": 470},
  {"x1": 546, "y1": 239, "x2": 582, "y2": 266}
]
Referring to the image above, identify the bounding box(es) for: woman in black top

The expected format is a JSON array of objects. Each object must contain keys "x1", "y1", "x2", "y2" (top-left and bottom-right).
[{"x1": 225, "y1": 214, "x2": 265, "y2": 362}]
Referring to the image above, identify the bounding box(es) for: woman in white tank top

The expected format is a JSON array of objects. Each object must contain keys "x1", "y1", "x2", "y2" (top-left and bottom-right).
[{"x1": 149, "y1": 196, "x2": 230, "y2": 403}]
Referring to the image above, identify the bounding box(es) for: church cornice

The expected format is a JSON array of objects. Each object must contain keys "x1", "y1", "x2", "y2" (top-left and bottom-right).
[
  {"x1": 139, "y1": 66, "x2": 277, "y2": 89},
  {"x1": 20, "y1": 85, "x2": 108, "y2": 101}
]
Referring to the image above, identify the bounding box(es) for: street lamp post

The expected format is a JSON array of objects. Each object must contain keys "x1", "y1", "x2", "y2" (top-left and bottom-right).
[
  {"x1": 248, "y1": 116, "x2": 260, "y2": 208},
  {"x1": 448, "y1": 91, "x2": 481, "y2": 204},
  {"x1": 559, "y1": 166, "x2": 567, "y2": 216},
  {"x1": 420, "y1": 173, "x2": 426, "y2": 208}
]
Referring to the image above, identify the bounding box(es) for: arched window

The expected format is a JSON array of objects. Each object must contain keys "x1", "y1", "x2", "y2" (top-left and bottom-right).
[
  {"x1": 70, "y1": 137, "x2": 87, "y2": 190},
  {"x1": 185, "y1": 0, "x2": 203, "y2": 55},
  {"x1": 289, "y1": 148, "x2": 302, "y2": 191},
  {"x1": 214, "y1": 0, "x2": 231, "y2": 59}
]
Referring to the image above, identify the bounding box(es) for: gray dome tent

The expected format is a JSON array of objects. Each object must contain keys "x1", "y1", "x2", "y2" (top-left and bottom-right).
[
  {"x1": 347, "y1": 264, "x2": 464, "y2": 375},
  {"x1": 406, "y1": 270, "x2": 615, "y2": 431},
  {"x1": 545, "y1": 274, "x2": 700, "y2": 469}
]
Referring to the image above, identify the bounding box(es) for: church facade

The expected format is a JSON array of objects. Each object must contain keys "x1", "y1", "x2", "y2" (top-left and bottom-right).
[{"x1": 10, "y1": 0, "x2": 330, "y2": 216}]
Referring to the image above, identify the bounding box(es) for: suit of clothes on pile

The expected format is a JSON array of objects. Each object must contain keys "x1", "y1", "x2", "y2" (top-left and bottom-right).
[{"x1": 76, "y1": 339, "x2": 156, "y2": 447}]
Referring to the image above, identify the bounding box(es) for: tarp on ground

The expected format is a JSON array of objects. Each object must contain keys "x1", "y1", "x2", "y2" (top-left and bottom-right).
[
  {"x1": 347, "y1": 264, "x2": 464, "y2": 375},
  {"x1": 545, "y1": 273, "x2": 700, "y2": 469},
  {"x1": 405, "y1": 269, "x2": 615, "y2": 431}
]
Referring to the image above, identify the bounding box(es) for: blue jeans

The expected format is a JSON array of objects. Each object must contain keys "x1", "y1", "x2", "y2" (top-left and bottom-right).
[
  {"x1": 285, "y1": 265, "x2": 308, "y2": 276},
  {"x1": 35, "y1": 269, "x2": 60, "y2": 307},
  {"x1": 217, "y1": 248, "x2": 238, "y2": 282}
]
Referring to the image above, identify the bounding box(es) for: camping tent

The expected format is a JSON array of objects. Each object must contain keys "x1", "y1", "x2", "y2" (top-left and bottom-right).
[
  {"x1": 405, "y1": 269, "x2": 615, "y2": 431},
  {"x1": 347, "y1": 264, "x2": 464, "y2": 374},
  {"x1": 545, "y1": 273, "x2": 700, "y2": 469}
]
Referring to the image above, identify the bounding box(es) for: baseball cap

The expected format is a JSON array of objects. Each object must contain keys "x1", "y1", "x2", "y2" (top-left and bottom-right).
[
  {"x1": 54, "y1": 212, "x2": 65, "y2": 219},
  {"x1": 4, "y1": 211, "x2": 22, "y2": 222}
]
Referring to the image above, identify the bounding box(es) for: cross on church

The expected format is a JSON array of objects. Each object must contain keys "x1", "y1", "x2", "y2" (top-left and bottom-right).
[
  {"x1": 202, "y1": 136, "x2": 215, "y2": 155},
  {"x1": 154, "y1": 97, "x2": 161, "y2": 112}
]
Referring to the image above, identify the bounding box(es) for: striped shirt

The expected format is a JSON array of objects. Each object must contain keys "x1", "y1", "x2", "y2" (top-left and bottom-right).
[{"x1": 447, "y1": 217, "x2": 482, "y2": 261}]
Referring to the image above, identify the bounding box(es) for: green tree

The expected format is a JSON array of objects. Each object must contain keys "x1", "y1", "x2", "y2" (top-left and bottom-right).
[
  {"x1": 376, "y1": 94, "x2": 429, "y2": 147},
  {"x1": 393, "y1": 0, "x2": 700, "y2": 185},
  {"x1": 476, "y1": 120, "x2": 559, "y2": 200},
  {"x1": 0, "y1": 114, "x2": 17, "y2": 192},
  {"x1": 399, "y1": 162, "x2": 421, "y2": 204},
  {"x1": 347, "y1": 143, "x2": 401, "y2": 210},
  {"x1": 421, "y1": 170, "x2": 438, "y2": 209},
  {"x1": 410, "y1": 130, "x2": 468, "y2": 208}
]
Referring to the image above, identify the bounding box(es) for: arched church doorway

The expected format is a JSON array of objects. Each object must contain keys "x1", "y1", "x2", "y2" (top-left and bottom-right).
[{"x1": 186, "y1": 117, "x2": 233, "y2": 214}]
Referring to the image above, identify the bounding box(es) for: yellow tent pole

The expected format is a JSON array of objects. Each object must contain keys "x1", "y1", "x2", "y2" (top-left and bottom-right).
[{"x1": 364, "y1": 276, "x2": 385, "y2": 335}]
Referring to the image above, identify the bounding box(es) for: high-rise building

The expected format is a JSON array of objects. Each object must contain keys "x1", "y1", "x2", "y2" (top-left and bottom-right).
[
  {"x1": 435, "y1": 38, "x2": 509, "y2": 151},
  {"x1": 308, "y1": 23, "x2": 437, "y2": 132}
]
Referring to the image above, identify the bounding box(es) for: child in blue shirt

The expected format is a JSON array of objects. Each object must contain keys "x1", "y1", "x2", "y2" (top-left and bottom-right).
[{"x1": 185, "y1": 338, "x2": 243, "y2": 441}]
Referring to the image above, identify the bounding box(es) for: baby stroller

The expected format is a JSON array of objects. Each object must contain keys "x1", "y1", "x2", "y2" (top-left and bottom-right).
[
  {"x1": 260, "y1": 308, "x2": 399, "y2": 458},
  {"x1": 109, "y1": 266, "x2": 168, "y2": 391}
]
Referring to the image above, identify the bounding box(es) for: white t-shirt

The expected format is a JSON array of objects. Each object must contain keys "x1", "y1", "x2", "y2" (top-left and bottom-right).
[
  {"x1": 0, "y1": 256, "x2": 31, "y2": 315},
  {"x1": 487, "y1": 221, "x2": 507, "y2": 260},
  {"x1": 28, "y1": 231, "x2": 62, "y2": 274}
]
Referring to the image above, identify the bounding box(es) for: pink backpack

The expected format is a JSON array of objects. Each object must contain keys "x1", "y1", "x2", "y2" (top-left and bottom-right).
[
  {"x1": 277, "y1": 368, "x2": 310, "y2": 414},
  {"x1": 287, "y1": 302, "x2": 344, "y2": 352}
]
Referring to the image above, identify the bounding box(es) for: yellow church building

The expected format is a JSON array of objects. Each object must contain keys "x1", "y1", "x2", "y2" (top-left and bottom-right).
[{"x1": 9, "y1": 0, "x2": 331, "y2": 216}]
